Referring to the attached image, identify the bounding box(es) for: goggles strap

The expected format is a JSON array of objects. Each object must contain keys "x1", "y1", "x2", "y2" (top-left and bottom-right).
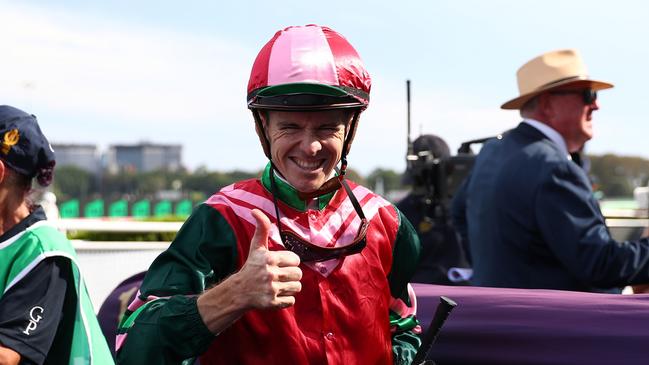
[
  {"x1": 296, "y1": 176, "x2": 341, "y2": 201},
  {"x1": 335, "y1": 167, "x2": 366, "y2": 221},
  {"x1": 339, "y1": 110, "x2": 360, "y2": 176},
  {"x1": 268, "y1": 163, "x2": 287, "y2": 241}
]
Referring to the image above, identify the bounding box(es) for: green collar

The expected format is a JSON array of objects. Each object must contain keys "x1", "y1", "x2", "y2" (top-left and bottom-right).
[{"x1": 261, "y1": 162, "x2": 336, "y2": 211}]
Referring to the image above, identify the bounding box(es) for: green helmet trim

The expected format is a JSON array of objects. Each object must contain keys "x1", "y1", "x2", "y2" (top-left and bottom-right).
[
  {"x1": 248, "y1": 83, "x2": 369, "y2": 111},
  {"x1": 256, "y1": 82, "x2": 348, "y2": 97}
]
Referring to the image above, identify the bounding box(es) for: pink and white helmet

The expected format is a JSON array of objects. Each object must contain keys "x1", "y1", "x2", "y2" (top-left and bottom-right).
[{"x1": 247, "y1": 24, "x2": 371, "y2": 111}]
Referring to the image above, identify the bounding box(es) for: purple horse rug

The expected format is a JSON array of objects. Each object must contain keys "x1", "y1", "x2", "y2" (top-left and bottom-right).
[{"x1": 414, "y1": 284, "x2": 649, "y2": 365}]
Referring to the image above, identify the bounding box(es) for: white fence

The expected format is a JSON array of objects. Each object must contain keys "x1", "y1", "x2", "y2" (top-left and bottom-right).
[
  {"x1": 72, "y1": 240, "x2": 169, "y2": 310},
  {"x1": 54, "y1": 218, "x2": 183, "y2": 233},
  {"x1": 61, "y1": 216, "x2": 648, "y2": 310},
  {"x1": 56, "y1": 219, "x2": 182, "y2": 310}
]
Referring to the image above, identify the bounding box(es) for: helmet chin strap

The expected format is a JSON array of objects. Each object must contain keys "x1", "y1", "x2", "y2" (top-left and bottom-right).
[{"x1": 254, "y1": 109, "x2": 361, "y2": 201}]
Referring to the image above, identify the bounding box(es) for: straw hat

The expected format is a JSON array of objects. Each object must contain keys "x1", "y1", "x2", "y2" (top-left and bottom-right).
[{"x1": 501, "y1": 49, "x2": 614, "y2": 110}]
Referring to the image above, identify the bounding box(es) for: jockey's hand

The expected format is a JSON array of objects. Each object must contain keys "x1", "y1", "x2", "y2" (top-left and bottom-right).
[
  {"x1": 236, "y1": 209, "x2": 302, "y2": 310},
  {"x1": 197, "y1": 209, "x2": 302, "y2": 334}
]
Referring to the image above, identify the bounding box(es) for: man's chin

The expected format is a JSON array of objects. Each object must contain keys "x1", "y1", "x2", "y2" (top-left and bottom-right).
[
  {"x1": 288, "y1": 178, "x2": 325, "y2": 194},
  {"x1": 297, "y1": 184, "x2": 323, "y2": 194}
]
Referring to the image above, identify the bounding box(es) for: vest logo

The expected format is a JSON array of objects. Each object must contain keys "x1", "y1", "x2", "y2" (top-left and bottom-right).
[{"x1": 22, "y1": 306, "x2": 44, "y2": 335}]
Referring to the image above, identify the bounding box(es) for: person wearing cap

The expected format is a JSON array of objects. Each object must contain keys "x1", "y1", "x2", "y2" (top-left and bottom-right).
[
  {"x1": 397, "y1": 135, "x2": 471, "y2": 285},
  {"x1": 451, "y1": 49, "x2": 649, "y2": 292},
  {"x1": 116, "y1": 25, "x2": 421, "y2": 364},
  {"x1": 0, "y1": 106, "x2": 113, "y2": 364}
]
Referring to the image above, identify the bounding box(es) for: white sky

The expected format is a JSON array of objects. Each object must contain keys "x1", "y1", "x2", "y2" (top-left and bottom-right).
[{"x1": 0, "y1": 0, "x2": 647, "y2": 175}]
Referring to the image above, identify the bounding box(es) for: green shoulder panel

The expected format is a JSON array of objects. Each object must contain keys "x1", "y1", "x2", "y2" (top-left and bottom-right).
[
  {"x1": 388, "y1": 206, "x2": 421, "y2": 300},
  {"x1": 138, "y1": 203, "x2": 239, "y2": 298},
  {"x1": 117, "y1": 204, "x2": 238, "y2": 363},
  {"x1": 387, "y1": 206, "x2": 423, "y2": 365}
]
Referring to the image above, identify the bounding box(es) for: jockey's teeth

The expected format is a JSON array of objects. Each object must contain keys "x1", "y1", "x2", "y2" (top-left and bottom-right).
[{"x1": 295, "y1": 159, "x2": 321, "y2": 170}]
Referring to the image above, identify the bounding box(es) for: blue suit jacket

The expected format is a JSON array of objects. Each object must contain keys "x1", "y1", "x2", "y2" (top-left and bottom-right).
[{"x1": 452, "y1": 122, "x2": 649, "y2": 292}]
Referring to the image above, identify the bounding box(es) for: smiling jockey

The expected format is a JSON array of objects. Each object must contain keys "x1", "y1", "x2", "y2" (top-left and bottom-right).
[{"x1": 116, "y1": 25, "x2": 422, "y2": 365}]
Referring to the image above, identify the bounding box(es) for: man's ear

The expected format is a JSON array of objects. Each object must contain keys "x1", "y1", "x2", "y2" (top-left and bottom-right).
[
  {"x1": 254, "y1": 110, "x2": 270, "y2": 139},
  {"x1": 253, "y1": 110, "x2": 272, "y2": 159},
  {"x1": 258, "y1": 110, "x2": 269, "y2": 128},
  {"x1": 537, "y1": 93, "x2": 555, "y2": 121}
]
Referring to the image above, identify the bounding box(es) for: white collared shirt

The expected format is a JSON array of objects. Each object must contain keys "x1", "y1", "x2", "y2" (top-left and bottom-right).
[{"x1": 522, "y1": 118, "x2": 570, "y2": 159}]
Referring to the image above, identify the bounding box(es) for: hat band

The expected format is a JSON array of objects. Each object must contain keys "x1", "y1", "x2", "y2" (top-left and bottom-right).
[{"x1": 532, "y1": 75, "x2": 589, "y2": 93}]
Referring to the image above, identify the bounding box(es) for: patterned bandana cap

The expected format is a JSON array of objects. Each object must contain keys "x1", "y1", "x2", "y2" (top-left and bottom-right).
[{"x1": 0, "y1": 105, "x2": 56, "y2": 186}]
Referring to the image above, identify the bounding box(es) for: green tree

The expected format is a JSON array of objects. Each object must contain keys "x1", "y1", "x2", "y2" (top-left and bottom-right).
[
  {"x1": 136, "y1": 170, "x2": 186, "y2": 195},
  {"x1": 52, "y1": 166, "x2": 94, "y2": 201},
  {"x1": 366, "y1": 168, "x2": 403, "y2": 194},
  {"x1": 344, "y1": 168, "x2": 367, "y2": 186},
  {"x1": 101, "y1": 170, "x2": 139, "y2": 199},
  {"x1": 181, "y1": 170, "x2": 259, "y2": 197},
  {"x1": 589, "y1": 154, "x2": 649, "y2": 197}
]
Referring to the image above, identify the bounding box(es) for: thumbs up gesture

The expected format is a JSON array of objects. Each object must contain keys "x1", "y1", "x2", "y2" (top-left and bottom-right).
[{"x1": 237, "y1": 209, "x2": 303, "y2": 310}]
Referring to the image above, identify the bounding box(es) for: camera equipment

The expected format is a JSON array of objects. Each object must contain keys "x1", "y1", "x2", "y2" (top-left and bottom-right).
[{"x1": 405, "y1": 80, "x2": 495, "y2": 218}]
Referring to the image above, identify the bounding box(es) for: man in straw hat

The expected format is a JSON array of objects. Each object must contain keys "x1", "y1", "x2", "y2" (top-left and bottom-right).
[{"x1": 451, "y1": 49, "x2": 649, "y2": 293}]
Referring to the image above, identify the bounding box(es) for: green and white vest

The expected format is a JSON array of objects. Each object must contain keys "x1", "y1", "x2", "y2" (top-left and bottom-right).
[{"x1": 0, "y1": 221, "x2": 114, "y2": 365}]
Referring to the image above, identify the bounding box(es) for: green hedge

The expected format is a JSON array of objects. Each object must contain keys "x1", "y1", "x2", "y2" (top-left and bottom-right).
[
  {"x1": 68, "y1": 230, "x2": 177, "y2": 242},
  {"x1": 67, "y1": 216, "x2": 185, "y2": 242}
]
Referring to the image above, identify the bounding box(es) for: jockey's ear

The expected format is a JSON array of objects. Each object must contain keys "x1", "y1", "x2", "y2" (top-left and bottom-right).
[
  {"x1": 252, "y1": 110, "x2": 272, "y2": 160},
  {"x1": 257, "y1": 110, "x2": 269, "y2": 128}
]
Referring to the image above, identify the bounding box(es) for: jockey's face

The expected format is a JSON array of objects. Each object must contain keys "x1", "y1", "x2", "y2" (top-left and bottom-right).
[{"x1": 263, "y1": 110, "x2": 351, "y2": 193}]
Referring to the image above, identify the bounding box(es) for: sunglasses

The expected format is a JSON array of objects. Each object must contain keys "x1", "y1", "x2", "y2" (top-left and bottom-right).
[
  {"x1": 550, "y1": 89, "x2": 597, "y2": 104},
  {"x1": 269, "y1": 165, "x2": 368, "y2": 262}
]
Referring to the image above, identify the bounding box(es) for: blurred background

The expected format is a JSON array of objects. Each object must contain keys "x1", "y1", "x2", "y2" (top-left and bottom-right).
[{"x1": 4, "y1": 0, "x2": 649, "y2": 306}]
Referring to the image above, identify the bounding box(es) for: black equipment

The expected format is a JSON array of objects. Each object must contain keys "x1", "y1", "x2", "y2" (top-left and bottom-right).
[
  {"x1": 412, "y1": 296, "x2": 458, "y2": 365},
  {"x1": 405, "y1": 80, "x2": 494, "y2": 218}
]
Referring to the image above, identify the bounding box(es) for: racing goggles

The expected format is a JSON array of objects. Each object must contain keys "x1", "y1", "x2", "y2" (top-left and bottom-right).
[{"x1": 269, "y1": 166, "x2": 368, "y2": 262}]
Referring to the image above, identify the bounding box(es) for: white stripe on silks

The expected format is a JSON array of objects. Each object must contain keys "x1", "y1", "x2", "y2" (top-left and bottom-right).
[
  {"x1": 206, "y1": 194, "x2": 284, "y2": 246},
  {"x1": 309, "y1": 186, "x2": 373, "y2": 245},
  {"x1": 224, "y1": 190, "x2": 305, "y2": 235},
  {"x1": 311, "y1": 186, "x2": 385, "y2": 246},
  {"x1": 206, "y1": 192, "x2": 344, "y2": 277},
  {"x1": 209, "y1": 185, "x2": 390, "y2": 248},
  {"x1": 219, "y1": 183, "x2": 235, "y2": 193},
  {"x1": 0, "y1": 220, "x2": 57, "y2": 250},
  {"x1": 208, "y1": 189, "x2": 309, "y2": 240},
  {"x1": 218, "y1": 188, "x2": 334, "y2": 242},
  {"x1": 337, "y1": 195, "x2": 393, "y2": 243},
  {"x1": 219, "y1": 185, "x2": 376, "y2": 243},
  {"x1": 219, "y1": 187, "x2": 275, "y2": 215}
]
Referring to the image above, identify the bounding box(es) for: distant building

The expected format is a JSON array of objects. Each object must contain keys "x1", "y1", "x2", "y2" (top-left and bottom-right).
[
  {"x1": 51, "y1": 143, "x2": 101, "y2": 174},
  {"x1": 108, "y1": 143, "x2": 183, "y2": 173}
]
